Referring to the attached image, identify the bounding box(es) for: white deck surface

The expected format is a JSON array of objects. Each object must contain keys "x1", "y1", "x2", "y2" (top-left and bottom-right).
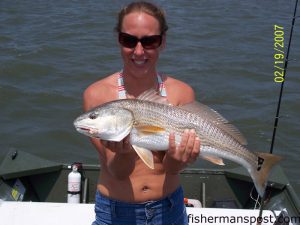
[{"x1": 0, "y1": 201, "x2": 284, "y2": 225}]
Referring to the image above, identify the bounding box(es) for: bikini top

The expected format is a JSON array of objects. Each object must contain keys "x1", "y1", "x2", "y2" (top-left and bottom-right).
[{"x1": 117, "y1": 71, "x2": 167, "y2": 99}]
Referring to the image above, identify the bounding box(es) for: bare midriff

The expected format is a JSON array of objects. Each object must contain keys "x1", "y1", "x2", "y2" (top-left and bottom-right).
[{"x1": 97, "y1": 151, "x2": 180, "y2": 203}]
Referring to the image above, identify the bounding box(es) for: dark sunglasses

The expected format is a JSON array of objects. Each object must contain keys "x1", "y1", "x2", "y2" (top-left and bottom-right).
[{"x1": 118, "y1": 32, "x2": 163, "y2": 49}]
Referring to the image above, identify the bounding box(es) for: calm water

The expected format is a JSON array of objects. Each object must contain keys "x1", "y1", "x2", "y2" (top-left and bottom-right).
[{"x1": 0, "y1": 1, "x2": 299, "y2": 193}]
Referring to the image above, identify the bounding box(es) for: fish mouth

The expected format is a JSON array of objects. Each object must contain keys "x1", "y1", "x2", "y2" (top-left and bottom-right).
[
  {"x1": 76, "y1": 126, "x2": 98, "y2": 135},
  {"x1": 77, "y1": 127, "x2": 90, "y2": 131}
]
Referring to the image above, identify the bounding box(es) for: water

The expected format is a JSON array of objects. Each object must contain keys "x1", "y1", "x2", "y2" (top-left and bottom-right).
[{"x1": 0, "y1": 1, "x2": 299, "y2": 193}]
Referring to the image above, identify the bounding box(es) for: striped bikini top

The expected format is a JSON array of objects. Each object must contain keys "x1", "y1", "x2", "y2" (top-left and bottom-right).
[{"x1": 117, "y1": 71, "x2": 167, "y2": 99}]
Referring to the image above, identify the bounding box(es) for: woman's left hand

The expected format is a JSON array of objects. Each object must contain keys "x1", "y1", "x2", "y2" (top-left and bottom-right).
[{"x1": 163, "y1": 129, "x2": 200, "y2": 174}]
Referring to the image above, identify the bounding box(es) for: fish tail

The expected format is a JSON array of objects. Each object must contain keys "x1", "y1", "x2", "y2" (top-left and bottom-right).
[{"x1": 251, "y1": 152, "x2": 282, "y2": 197}]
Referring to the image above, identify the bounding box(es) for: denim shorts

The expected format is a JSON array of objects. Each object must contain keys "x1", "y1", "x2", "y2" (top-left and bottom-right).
[{"x1": 91, "y1": 186, "x2": 188, "y2": 225}]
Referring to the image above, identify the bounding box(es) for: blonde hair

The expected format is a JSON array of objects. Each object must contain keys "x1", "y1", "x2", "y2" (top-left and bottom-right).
[{"x1": 115, "y1": 1, "x2": 168, "y2": 34}]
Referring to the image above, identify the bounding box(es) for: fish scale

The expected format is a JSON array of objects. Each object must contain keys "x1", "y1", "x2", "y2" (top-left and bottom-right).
[{"x1": 119, "y1": 99, "x2": 245, "y2": 151}]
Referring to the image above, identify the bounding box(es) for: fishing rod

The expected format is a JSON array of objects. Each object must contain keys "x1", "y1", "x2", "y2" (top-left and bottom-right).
[
  {"x1": 256, "y1": 0, "x2": 298, "y2": 224},
  {"x1": 269, "y1": 0, "x2": 298, "y2": 154}
]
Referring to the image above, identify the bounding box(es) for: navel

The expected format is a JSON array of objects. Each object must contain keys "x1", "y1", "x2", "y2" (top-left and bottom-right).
[{"x1": 142, "y1": 186, "x2": 149, "y2": 193}]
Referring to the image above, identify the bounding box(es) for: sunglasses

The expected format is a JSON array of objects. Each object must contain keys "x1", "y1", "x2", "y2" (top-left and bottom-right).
[{"x1": 118, "y1": 32, "x2": 163, "y2": 49}]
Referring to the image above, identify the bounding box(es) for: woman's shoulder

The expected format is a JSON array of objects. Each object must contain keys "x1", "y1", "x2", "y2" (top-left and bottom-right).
[
  {"x1": 83, "y1": 72, "x2": 119, "y2": 111},
  {"x1": 163, "y1": 75, "x2": 195, "y2": 106}
]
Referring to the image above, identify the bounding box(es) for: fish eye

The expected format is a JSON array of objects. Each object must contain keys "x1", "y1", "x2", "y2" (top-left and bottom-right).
[{"x1": 89, "y1": 112, "x2": 98, "y2": 120}]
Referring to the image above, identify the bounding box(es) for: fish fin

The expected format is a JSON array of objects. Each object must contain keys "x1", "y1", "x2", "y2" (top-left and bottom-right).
[
  {"x1": 132, "y1": 145, "x2": 155, "y2": 169},
  {"x1": 179, "y1": 101, "x2": 247, "y2": 146},
  {"x1": 251, "y1": 152, "x2": 283, "y2": 197},
  {"x1": 135, "y1": 125, "x2": 166, "y2": 134},
  {"x1": 200, "y1": 155, "x2": 225, "y2": 166},
  {"x1": 137, "y1": 89, "x2": 170, "y2": 105}
]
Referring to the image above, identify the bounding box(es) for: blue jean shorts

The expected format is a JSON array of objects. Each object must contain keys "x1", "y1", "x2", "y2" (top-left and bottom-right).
[{"x1": 91, "y1": 186, "x2": 188, "y2": 225}]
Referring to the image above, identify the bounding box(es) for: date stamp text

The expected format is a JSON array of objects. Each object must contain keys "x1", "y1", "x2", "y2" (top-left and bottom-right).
[{"x1": 273, "y1": 25, "x2": 285, "y2": 83}]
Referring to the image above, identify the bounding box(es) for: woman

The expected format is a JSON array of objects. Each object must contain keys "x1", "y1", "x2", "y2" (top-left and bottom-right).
[{"x1": 83, "y1": 2, "x2": 200, "y2": 224}]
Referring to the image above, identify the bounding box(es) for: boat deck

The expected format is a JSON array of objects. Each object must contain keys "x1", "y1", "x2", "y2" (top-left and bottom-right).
[{"x1": 0, "y1": 201, "x2": 283, "y2": 225}]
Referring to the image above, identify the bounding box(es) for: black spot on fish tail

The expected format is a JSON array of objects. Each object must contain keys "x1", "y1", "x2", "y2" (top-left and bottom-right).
[
  {"x1": 257, "y1": 156, "x2": 265, "y2": 171},
  {"x1": 252, "y1": 152, "x2": 282, "y2": 197}
]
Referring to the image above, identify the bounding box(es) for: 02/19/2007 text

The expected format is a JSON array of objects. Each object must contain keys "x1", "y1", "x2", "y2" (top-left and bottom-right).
[{"x1": 273, "y1": 25, "x2": 285, "y2": 83}]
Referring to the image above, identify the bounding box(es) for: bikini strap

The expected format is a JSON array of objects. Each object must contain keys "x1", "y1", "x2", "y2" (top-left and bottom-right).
[
  {"x1": 157, "y1": 73, "x2": 167, "y2": 97},
  {"x1": 117, "y1": 71, "x2": 127, "y2": 99}
]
